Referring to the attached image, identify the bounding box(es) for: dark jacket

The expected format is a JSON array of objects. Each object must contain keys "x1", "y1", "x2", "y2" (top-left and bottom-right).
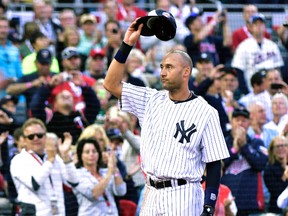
[
  {"x1": 30, "y1": 85, "x2": 100, "y2": 144},
  {"x1": 221, "y1": 135, "x2": 268, "y2": 212},
  {"x1": 264, "y1": 161, "x2": 288, "y2": 213}
]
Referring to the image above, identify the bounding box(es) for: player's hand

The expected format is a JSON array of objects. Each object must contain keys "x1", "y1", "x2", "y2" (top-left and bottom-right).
[
  {"x1": 200, "y1": 205, "x2": 215, "y2": 216},
  {"x1": 123, "y1": 19, "x2": 143, "y2": 46}
]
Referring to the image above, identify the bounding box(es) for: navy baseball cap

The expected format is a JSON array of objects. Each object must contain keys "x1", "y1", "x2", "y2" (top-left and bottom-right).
[
  {"x1": 36, "y1": 49, "x2": 52, "y2": 64},
  {"x1": 106, "y1": 128, "x2": 123, "y2": 142},
  {"x1": 185, "y1": 10, "x2": 203, "y2": 28},
  {"x1": 197, "y1": 53, "x2": 212, "y2": 63},
  {"x1": 135, "y1": 9, "x2": 177, "y2": 41},
  {"x1": 249, "y1": 13, "x2": 266, "y2": 24},
  {"x1": 0, "y1": 95, "x2": 19, "y2": 106},
  {"x1": 61, "y1": 47, "x2": 80, "y2": 60},
  {"x1": 232, "y1": 107, "x2": 250, "y2": 119}
]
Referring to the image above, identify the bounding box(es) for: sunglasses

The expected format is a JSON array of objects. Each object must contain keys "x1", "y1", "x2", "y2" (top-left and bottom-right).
[{"x1": 25, "y1": 133, "x2": 45, "y2": 140}]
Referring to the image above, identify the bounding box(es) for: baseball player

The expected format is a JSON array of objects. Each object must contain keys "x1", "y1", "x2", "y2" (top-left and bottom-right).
[{"x1": 103, "y1": 16, "x2": 230, "y2": 215}]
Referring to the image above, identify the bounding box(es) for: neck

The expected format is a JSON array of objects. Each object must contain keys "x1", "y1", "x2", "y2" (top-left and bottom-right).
[
  {"x1": 85, "y1": 165, "x2": 98, "y2": 175},
  {"x1": 169, "y1": 90, "x2": 191, "y2": 101},
  {"x1": 58, "y1": 107, "x2": 72, "y2": 116},
  {"x1": 0, "y1": 38, "x2": 6, "y2": 46},
  {"x1": 273, "y1": 115, "x2": 281, "y2": 124}
]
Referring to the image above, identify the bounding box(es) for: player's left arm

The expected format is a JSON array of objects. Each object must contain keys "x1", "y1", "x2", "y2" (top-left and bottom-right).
[{"x1": 201, "y1": 160, "x2": 221, "y2": 216}]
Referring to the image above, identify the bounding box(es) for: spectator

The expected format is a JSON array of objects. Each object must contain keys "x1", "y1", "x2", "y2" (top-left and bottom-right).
[
  {"x1": 30, "y1": 82, "x2": 100, "y2": 144},
  {"x1": 7, "y1": 48, "x2": 57, "y2": 110},
  {"x1": 264, "y1": 93, "x2": 288, "y2": 136},
  {"x1": 18, "y1": 21, "x2": 40, "y2": 59},
  {"x1": 32, "y1": 0, "x2": 62, "y2": 53},
  {"x1": 21, "y1": 31, "x2": 60, "y2": 75},
  {"x1": 73, "y1": 138, "x2": 126, "y2": 215},
  {"x1": 50, "y1": 47, "x2": 97, "y2": 112},
  {"x1": 232, "y1": 4, "x2": 271, "y2": 52},
  {"x1": 84, "y1": 48, "x2": 107, "y2": 80},
  {"x1": 0, "y1": 16, "x2": 22, "y2": 98},
  {"x1": 58, "y1": 9, "x2": 77, "y2": 29},
  {"x1": 247, "y1": 101, "x2": 278, "y2": 148},
  {"x1": 184, "y1": 9, "x2": 232, "y2": 66},
  {"x1": 265, "y1": 68, "x2": 287, "y2": 97},
  {"x1": 239, "y1": 70, "x2": 273, "y2": 122},
  {"x1": 264, "y1": 135, "x2": 288, "y2": 214},
  {"x1": 116, "y1": 0, "x2": 147, "y2": 30},
  {"x1": 77, "y1": 14, "x2": 100, "y2": 61},
  {"x1": 221, "y1": 107, "x2": 268, "y2": 215},
  {"x1": 231, "y1": 14, "x2": 284, "y2": 91},
  {"x1": 96, "y1": 19, "x2": 123, "y2": 69},
  {"x1": 0, "y1": 95, "x2": 19, "y2": 134},
  {"x1": 10, "y1": 118, "x2": 79, "y2": 215}
]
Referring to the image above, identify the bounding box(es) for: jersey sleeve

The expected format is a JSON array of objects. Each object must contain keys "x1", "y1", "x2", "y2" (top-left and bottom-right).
[
  {"x1": 120, "y1": 82, "x2": 156, "y2": 125},
  {"x1": 231, "y1": 42, "x2": 246, "y2": 71},
  {"x1": 201, "y1": 108, "x2": 230, "y2": 163}
]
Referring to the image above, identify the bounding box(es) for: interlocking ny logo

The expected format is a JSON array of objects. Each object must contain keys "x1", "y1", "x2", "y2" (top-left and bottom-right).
[{"x1": 174, "y1": 120, "x2": 197, "y2": 143}]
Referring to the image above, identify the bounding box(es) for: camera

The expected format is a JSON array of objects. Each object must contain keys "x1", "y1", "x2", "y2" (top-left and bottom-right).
[
  {"x1": 112, "y1": 28, "x2": 118, "y2": 34},
  {"x1": 270, "y1": 83, "x2": 284, "y2": 90}
]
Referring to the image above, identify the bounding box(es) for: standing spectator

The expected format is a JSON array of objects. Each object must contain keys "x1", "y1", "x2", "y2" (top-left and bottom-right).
[
  {"x1": 0, "y1": 16, "x2": 22, "y2": 98},
  {"x1": 232, "y1": 14, "x2": 284, "y2": 92},
  {"x1": 221, "y1": 107, "x2": 268, "y2": 215},
  {"x1": 73, "y1": 138, "x2": 126, "y2": 215},
  {"x1": 116, "y1": 0, "x2": 147, "y2": 30},
  {"x1": 7, "y1": 48, "x2": 57, "y2": 110},
  {"x1": 21, "y1": 31, "x2": 60, "y2": 75},
  {"x1": 10, "y1": 118, "x2": 79, "y2": 215},
  {"x1": 58, "y1": 9, "x2": 77, "y2": 29},
  {"x1": 232, "y1": 4, "x2": 270, "y2": 52},
  {"x1": 184, "y1": 9, "x2": 232, "y2": 66},
  {"x1": 32, "y1": 0, "x2": 62, "y2": 53},
  {"x1": 264, "y1": 135, "x2": 288, "y2": 214}
]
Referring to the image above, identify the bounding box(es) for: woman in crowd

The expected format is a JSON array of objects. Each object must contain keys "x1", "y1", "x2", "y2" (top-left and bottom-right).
[
  {"x1": 264, "y1": 135, "x2": 288, "y2": 214},
  {"x1": 73, "y1": 138, "x2": 126, "y2": 215}
]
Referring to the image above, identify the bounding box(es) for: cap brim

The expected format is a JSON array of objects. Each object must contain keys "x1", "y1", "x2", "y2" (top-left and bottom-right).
[{"x1": 135, "y1": 16, "x2": 158, "y2": 36}]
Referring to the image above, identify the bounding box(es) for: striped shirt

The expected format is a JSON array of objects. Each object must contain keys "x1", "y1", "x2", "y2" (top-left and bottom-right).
[{"x1": 120, "y1": 82, "x2": 230, "y2": 182}]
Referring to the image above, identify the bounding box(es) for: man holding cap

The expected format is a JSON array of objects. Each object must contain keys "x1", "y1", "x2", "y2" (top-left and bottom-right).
[
  {"x1": 104, "y1": 15, "x2": 230, "y2": 216},
  {"x1": 232, "y1": 13, "x2": 284, "y2": 92},
  {"x1": 6, "y1": 48, "x2": 57, "y2": 110},
  {"x1": 221, "y1": 107, "x2": 268, "y2": 215}
]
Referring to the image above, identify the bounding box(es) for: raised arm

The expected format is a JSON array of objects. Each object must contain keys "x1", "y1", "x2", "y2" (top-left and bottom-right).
[{"x1": 103, "y1": 19, "x2": 143, "y2": 99}]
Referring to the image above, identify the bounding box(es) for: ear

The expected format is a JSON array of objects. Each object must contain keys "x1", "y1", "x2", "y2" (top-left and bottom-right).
[{"x1": 183, "y1": 66, "x2": 191, "y2": 79}]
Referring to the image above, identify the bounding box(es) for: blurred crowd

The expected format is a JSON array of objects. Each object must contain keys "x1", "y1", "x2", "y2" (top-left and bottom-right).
[{"x1": 0, "y1": 0, "x2": 287, "y2": 215}]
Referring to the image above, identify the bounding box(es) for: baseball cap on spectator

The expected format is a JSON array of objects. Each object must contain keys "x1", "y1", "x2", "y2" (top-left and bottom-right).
[
  {"x1": 185, "y1": 10, "x2": 203, "y2": 28},
  {"x1": 106, "y1": 128, "x2": 124, "y2": 142},
  {"x1": 0, "y1": 95, "x2": 18, "y2": 106},
  {"x1": 61, "y1": 47, "x2": 80, "y2": 60},
  {"x1": 219, "y1": 67, "x2": 238, "y2": 77},
  {"x1": 80, "y1": 14, "x2": 96, "y2": 25},
  {"x1": 251, "y1": 69, "x2": 266, "y2": 87},
  {"x1": 232, "y1": 107, "x2": 250, "y2": 119},
  {"x1": 135, "y1": 9, "x2": 177, "y2": 41},
  {"x1": 196, "y1": 53, "x2": 212, "y2": 63},
  {"x1": 249, "y1": 13, "x2": 266, "y2": 24},
  {"x1": 8, "y1": 30, "x2": 21, "y2": 43},
  {"x1": 36, "y1": 48, "x2": 52, "y2": 64},
  {"x1": 90, "y1": 48, "x2": 105, "y2": 58}
]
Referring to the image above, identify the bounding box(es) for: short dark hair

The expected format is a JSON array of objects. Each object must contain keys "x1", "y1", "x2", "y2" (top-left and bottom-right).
[
  {"x1": 251, "y1": 70, "x2": 266, "y2": 87},
  {"x1": 76, "y1": 138, "x2": 102, "y2": 170},
  {"x1": 29, "y1": 31, "x2": 46, "y2": 46}
]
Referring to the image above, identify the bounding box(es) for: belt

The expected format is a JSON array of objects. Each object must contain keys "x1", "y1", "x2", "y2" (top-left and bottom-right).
[{"x1": 148, "y1": 178, "x2": 187, "y2": 189}]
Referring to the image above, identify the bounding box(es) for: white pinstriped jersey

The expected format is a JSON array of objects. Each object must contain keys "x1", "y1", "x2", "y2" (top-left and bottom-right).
[
  {"x1": 120, "y1": 82, "x2": 230, "y2": 182},
  {"x1": 232, "y1": 37, "x2": 284, "y2": 91}
]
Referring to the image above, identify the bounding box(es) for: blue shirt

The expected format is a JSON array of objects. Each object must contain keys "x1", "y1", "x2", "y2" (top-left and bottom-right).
[{"x1": 0, "y1": 41, "x2": 22, "y2": 97}]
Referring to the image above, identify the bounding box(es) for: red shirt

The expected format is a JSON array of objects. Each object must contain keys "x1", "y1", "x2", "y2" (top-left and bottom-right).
[
  {"x1": 232, "y1": 26, "x2": 271, "y2": 51},
  {"x1": 50, "y1": 75, "x2": 96, "y2": 111}
]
